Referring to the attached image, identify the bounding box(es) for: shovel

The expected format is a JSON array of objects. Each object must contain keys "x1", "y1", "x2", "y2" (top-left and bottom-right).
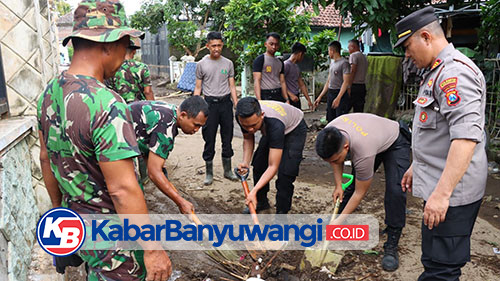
[
  {"x1": 234, "y1": 167, "x2": 259, "y2": 225},
  {"x1": 300, "y1": 173, "x2": 354, "y2": 274},
  {"x1": 234, "y1": 167, "x2": 267, "y2": 259}
]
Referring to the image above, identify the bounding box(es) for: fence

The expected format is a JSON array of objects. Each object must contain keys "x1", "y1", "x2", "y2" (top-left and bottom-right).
[{"x1": 141, "y1": 24, "x2": 170, "y2": 77}]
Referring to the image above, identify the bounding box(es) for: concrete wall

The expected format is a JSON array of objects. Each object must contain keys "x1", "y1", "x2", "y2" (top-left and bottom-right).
[{"x1": 0, "y1": 0, "x2": 58, "y2": 280}]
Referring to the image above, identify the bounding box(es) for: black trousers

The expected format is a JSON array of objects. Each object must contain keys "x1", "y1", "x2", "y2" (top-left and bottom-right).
[
  {"x1": 347, "y1": 83, "x2": 366, "y2": 113},
  {"x1": 326, "y1": 89, "x2": 350, "y2": 122},
  {"x1": 418, "y1": 199, "x2": 482, "y2": 281},
  {"x1": 202, "y1": 95, "x2": 234, "y2": 161},
  {"x1": 252, "y1": 120, "x2": 307, "y2": 214},
  {"x1": 339, "y1": 130, "x2": 411, "y2": 228},
  {"x1": 289, "y1": 94, "x2": 301, "y2": 109},
  {"x1": 261, "y1": 88, "x2": 286, "y2": 102}
]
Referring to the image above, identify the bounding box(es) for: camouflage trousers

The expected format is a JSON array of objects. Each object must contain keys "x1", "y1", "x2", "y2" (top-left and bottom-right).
[{"x1": 79, "y1": 249, "x2": 146, "y2": 281}]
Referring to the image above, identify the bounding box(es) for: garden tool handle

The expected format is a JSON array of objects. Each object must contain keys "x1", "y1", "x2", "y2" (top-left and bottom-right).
[
  {"x1": 190, "y1": 211, "x2": 203, "y2": 226},
  {"x1": 242, "y1": 180, "x2": 260, "y2": 225},
  {"x1": 234, "y1": 167, "x2": 250, "y2": 181}
]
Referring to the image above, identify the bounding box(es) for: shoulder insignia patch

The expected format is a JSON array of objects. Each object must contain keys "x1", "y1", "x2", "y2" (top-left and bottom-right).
[
  {"x1": 439, "y1": 77, "x2": 457, "y2": 92},
  {"x1": 417, "y1": 97, "x2": 428, "y2": 104},
  {"x1": 427, "y1": 79, "x2": 433, "y2": 87},
  {"x1": 445, "y1": 89, "x2": 461, "y2": 106},
  {"x1": 419, "y1": 111, "x2": 428, "y2": 123},
  {"x1": 431, "y1": 59, "x2": 442, "y2": 70}
]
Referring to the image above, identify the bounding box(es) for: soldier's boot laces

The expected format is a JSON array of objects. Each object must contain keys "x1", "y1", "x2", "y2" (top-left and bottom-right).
[
  {"x1": 204, "y1": 161, "x2": 213, "y2": 185},
  {"x1": 382, "y1": 226, "x2": 402, "y2": 272},
  {"x1": 222, "y1": 157, "x2": 238, "y2": 181}
]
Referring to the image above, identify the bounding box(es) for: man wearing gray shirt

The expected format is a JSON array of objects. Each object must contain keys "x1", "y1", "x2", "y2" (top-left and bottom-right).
[
  {"x1": 316, "y1": 113, "x2": 411, "y2": 271},
  {"x1": 348, "y1": 39, "x2": 368, "y2": 112},
  {"x1": 314, "y1": 41, "x2": 351, "y2": 121},
  {"x1": 253, "y1": 32, "x2": 289, "y2": 102},
  {"x1": 194, "y1": 32, "x2": 238, "y2": 185},
  {"x1": 284, "y1": 42, "x2": 314, "y2": 110}
]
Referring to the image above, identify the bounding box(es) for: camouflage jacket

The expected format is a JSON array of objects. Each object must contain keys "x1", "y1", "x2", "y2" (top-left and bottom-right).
[
  {"x1": 105, "y1": 59, "x2": 151, "y2": 103},
  {"x1": 129, "y1": 101, "x2": 178, "y2": 159},
  {"x1": 37, "y1": 71, "x2": 140, "y2": 214}
]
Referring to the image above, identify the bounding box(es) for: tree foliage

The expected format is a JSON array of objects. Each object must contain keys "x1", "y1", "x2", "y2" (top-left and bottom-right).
[
  {"x1": 53, "y1": 0, "x2": 71, "y2": 16},
  {"x1": 477, "y1": 0, "x2": 500, "y2": 57},
  {"x1": 223, "y1": 0, "x2": 312, "y2": 66},
  {"x1": 130, "y1": 0, "x2": 228, "y2": 57},
  {"x1": 331, "y1": 0, "x2": 482, "y2": 35},
  {"x1": 303, "y1": 29, "x2": 337, "y2": 71}
]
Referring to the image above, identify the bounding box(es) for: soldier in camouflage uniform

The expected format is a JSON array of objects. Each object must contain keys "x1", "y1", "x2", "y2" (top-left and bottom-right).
[
  {"x1": 129, "y1": 96, "x2": 208, "y2": 214},
  {"x1": 37, "y1": 1, "x2": 171, "y2": 280},
  {"x1": 106, "y1": 38, "x2": 155, "y2": 103}
]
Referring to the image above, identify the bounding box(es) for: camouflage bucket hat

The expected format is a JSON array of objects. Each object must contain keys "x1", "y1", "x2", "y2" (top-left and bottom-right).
[{"x1": 62, "y1": 0, "x2": 145, "y2": 47}]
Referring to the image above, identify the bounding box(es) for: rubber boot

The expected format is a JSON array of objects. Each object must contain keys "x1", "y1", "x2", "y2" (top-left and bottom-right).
[
  {"x1": 204, "y1": 161, "x2": 213, "y2": 185},
  {"x1": 222, "y1": 157, "x2": 238, "y2": 181},
  {"x1": 382, "y1": 226, "x2": 402, "y2": 271}
]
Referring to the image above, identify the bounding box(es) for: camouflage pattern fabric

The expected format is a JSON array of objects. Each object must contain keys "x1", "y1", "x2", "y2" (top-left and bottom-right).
[
  {"x1": 37, "y1": 71, "x2": 145, "y2": 280},
  {"x1": 63, "y1": 0, "x2": 144, "y2": 47},
  {"x1": 129, "y1": 101, "x2": 178, "y2": 159},
  {"x1": 80, "y1": 249, "x2": 145, "y2": 280},
  {"x1": 106, "y1": 60, "x2": 152, "y2": 103}
]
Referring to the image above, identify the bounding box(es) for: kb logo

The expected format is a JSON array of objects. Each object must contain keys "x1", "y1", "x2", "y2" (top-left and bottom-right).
[{"x1": 36, "y1": 208, "x2": 85, "y2": 256}]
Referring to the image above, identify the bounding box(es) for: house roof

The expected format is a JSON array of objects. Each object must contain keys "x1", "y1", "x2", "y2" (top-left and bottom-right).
[
  {"x1": 306, "y1": 4, "x2": 351, "y2": 28},
  {"x1": 56, "y1": 12, "x2": 73, "y2": 26}
]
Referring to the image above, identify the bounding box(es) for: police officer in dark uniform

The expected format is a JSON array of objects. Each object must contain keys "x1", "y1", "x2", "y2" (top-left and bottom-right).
[{"x1": 396, "y1": 6, "x2": 488, "y2": 281}]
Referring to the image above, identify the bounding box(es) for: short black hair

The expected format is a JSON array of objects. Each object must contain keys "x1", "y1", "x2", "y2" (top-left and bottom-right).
[
  {"x1": 72, "y1": 37, "x2": 95, "y2": 51},
  {"x1": 235, "y1": 97, "x2": 262, "y2": 118},
  {"x1": 328, "y1": 41, "x2": 341, "y2": 53},
  {"x1": 179, "y1": 96, "x2": 209, "y2": 118},
  {"x1": 291, "y1": 42, "x2": 306, "y2": 54},
  {"x1": 266, "y1": 32, "x2": 280, "y2": 41},
  {"x1": 315, "y1": 127, "x2": 345, "y2": 159},
  {"x1": 207, "y1": 31, "x2": 223, "y2": 42},
  {"x1": 348, "y1": 39, "x2": 360, "y2": 47}
]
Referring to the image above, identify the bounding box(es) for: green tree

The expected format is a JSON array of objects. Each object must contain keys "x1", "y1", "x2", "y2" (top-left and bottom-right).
[
  {"x1": 223, "y1": 0, "x2": 312, "y2": 67},
  {"x1": 53, "y1": 0, "x2": 71, "y2": 16},
  {"x1": 131, "y1": 0, "x2": 228, "y2": 57},
  {"x1": 303, "y1": 29, "x2": 337, "y2": 71},
  {"x1": 331, "y1": 0, "x2": 480, "y2": 38}
]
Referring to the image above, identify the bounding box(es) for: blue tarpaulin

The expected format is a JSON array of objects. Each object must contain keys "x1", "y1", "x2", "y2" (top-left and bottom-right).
[{"x1": 177, "y1": 62, "x2": 197, "y2": 92}]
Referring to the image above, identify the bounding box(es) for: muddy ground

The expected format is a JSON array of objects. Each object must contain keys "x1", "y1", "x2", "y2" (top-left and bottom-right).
[
  {"x1": 142, "y1": 88, "x2": 500, "y2": 281},
  {"x1": 31, "y1": 82, "x2": 500, "y2": 281}
]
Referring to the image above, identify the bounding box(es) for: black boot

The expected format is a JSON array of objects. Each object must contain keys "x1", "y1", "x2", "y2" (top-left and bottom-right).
[
  {"x1": 222, "y1": 157, "x2": 238, "y2": 181},
  {"x1": 204, "y1": 161, "x2": 213, "y2": 185},
  {"x1": 382, "y1": 226, "x2": 402, "y2": 271}
]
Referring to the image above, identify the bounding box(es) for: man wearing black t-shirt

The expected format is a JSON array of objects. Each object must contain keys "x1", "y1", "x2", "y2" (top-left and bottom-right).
[{"x1": 236, "y1": 97, "x2": 307, "y2": 214}]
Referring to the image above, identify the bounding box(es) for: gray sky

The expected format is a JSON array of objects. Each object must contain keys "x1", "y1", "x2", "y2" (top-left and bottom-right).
[{"x1": 64, "y1": 0, "x2": 144, "y2": 17}]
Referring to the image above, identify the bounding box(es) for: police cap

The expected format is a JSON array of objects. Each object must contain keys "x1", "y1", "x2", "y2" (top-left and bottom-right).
[{"x1": 394, "y1": 6, "x2": 438, "y2": 48}]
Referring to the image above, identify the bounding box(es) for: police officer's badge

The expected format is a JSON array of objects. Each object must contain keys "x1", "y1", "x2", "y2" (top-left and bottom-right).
[
  {"x1": 445, "y1": 89, "x2": 461, "y2": 106},
  {"x1": 419, "y1": 111, "x2": 428, "y2": 122}
]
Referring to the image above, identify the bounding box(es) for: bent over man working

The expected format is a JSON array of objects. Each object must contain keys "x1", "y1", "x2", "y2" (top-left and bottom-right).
[
  {"x1": 396, "y1": 6, "x2": 488, "y2": 280},
  {"x1": 194, "y1": 31, "x2": 239, "y2": 185},
  {"x1": 37, "y1": 0, "x2": 170, "y2": 279},
  {"x1": 316, "y1": 113, "x2": 411, "y2": 271},
  {"x1": 236, "y1": 97, "x2": 307, "y2": 214},
  {"x1": 129, "y1": 96, "x2": 208, "y2": 214}
]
